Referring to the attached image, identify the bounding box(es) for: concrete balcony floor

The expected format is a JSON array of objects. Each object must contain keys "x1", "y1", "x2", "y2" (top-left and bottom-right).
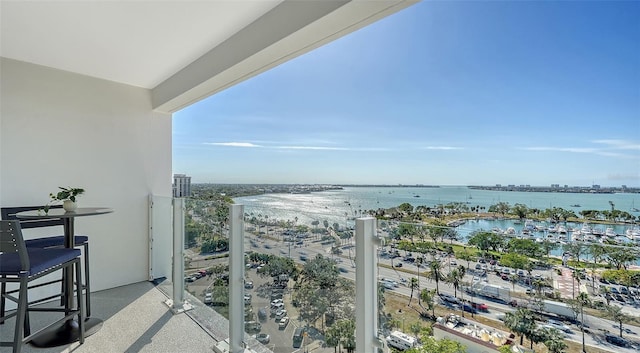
[{"x1": 1, "y1": 281, "x2": 216, "y2": 353}]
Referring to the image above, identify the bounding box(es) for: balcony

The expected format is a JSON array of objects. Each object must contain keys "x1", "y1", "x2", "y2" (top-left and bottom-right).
[
  {"x1": 1, "y1": 199, "x2": 384, "y2": 353},
  {"x1": 0, "y1": 281, "x2": 215, "y2": 353}
]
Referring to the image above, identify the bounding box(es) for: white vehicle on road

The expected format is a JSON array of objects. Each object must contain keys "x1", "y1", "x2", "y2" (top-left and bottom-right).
[{"x1": 386, "y1": 331, "x2": 416, "y2": 351}]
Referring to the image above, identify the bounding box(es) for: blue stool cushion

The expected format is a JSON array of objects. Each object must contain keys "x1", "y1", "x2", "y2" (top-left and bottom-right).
[
  {"x1": 0, "y1": 248, "x2": 81, "y2": 276},
  {"x1": 25, "y1": 235, "x2": 89, "y2": 248}
]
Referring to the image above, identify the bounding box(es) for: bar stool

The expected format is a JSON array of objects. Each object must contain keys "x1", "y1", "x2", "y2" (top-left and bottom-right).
[
  {"x1": 0, "y1": 220, "x2": 85, "y2": 353},
  {"x1": 0, "y1": 206, "x2": 92, "y2": 332}
]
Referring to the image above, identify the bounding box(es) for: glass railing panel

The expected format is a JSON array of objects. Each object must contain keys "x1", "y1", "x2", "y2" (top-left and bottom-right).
[
  {"x1": 241, "y1": 205, "x2": 350, "y2": 352},
  {"x1": 181, "y1": 197, "x2": 232, "y2": 339}
]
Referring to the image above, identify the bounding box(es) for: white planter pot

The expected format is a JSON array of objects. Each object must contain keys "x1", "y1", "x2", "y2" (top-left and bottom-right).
[{"x1": 63, "y1": 200, "x2": 78, "y2": 212}]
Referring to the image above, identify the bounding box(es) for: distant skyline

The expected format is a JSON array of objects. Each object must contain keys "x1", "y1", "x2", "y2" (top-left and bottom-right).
[{"x1": 173, "y1": 1, "x2": 640, "y2": 187}]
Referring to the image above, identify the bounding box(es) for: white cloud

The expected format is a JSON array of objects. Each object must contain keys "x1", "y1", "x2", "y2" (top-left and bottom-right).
[
  {"x1": 522, "y1": 139, "x2": 640, "y2": 159},
  {"x1": 275, "y1": 145, "x2": 348, "y2": 151},
  {"x1": 422, "y1": 146, "x2": 464, "y2": 150},
  {"x1": 592, "y1": 139, "x2": 640, "y2": 151},
  {"x1": 205, "y1": 142, "x2": 262, "y2": 148},
  {"x1": 523, "y1": 147, "x2": 596, "y2": 153}
]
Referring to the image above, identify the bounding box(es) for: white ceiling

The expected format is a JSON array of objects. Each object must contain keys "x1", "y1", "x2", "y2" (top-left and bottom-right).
[
  {"x1": 1, "y1": 0, "x2": 418, "y2": 112},
  {"x1": 0, "y1": 0, "x2": 283, "y2": 89}
]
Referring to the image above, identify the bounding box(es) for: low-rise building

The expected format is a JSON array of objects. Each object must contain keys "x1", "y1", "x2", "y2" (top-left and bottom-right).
[{"x1": 433, "y1": 314, "x2": 518, "y2": 353}]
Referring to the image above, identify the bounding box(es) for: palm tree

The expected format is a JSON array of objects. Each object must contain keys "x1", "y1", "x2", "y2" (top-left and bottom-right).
[
  {"x1": 458, "y1": 247, "x2": 475, "y2": 269},
  {"x1": 446, "y1": 269, "x2": 460, "y2": 297},
  {"x1": 447, "y1": 268, "x2": 465, "y2": 299},
  {"x1": 415, "y1": 256, "x2": 423, "y2": 300},
  {"x1": 588, "y1": 244, "x2": 606, "y2": 289},
  {"x1": 504, "y1": 308, "x2": 536, "y2": 345},
  {"x1": 427, "y1": 260, "x2": 444, "y2": 294},
  {"x1": 408, "y1": 277, "x2": 419, "y2": 306},
  {"x1": 541, "y1": 327, "x2": 568, "y2": 353},
  {"x1": 457, "y1": 264, "x2": 467, "y2": 279},
  {"x1": 420, "y1": 288, "x2": 437, "y2": 318},
  {"x1": 606, "y1": 304, "x2": 631, "y2": 338},
  {"x1": 509, "y1": 274, "x2": 519, "y2": 292},
  {"x1": 576, "y1": 292, "x2": 590, "y2": 353},
  {"x1": 571, "y1": 269, "x2": 583, "y2": 299},
  {"x1": 601, "y1": 286, "x2": 612, "y2": 305}
]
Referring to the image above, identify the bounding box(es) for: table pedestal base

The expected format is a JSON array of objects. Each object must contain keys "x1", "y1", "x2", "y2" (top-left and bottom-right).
[{"x1": 30, "y1": 317, "x2": 103, "y2": 347}]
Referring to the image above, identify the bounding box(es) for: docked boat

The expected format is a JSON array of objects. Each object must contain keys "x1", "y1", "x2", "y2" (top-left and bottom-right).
[
  {"x1": 524, "y1": 219, "x2": 536, "y2": 230},
  {"x1": 625, "y1": 226, "x2": 640, "y2": 241},
  {"x1": 579, "y1": 222, "x2": 592, "y2": 235},
  {"x1": 557, "y1": 225, "x2": 567, "y2": 234},
  {"x1": 605, "y1": 227, "x2": 617, "y2": 238},
  {"x1": 572, "y1": 233, "x2": 584, "y2": 242},
  {"x1": 591, "y1": 227, "x2": 604, "y2": 237}
]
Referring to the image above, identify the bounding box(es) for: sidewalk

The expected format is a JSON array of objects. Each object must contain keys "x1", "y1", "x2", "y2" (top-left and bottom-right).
[{"x1": 554, "y1": 267, "x2": 587, "y2": 299}]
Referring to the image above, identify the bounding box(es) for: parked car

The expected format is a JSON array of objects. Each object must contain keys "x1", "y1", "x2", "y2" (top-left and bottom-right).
[
  {"x1": 462, "y1": 304, "x2": 477, "y2": 314},
  {"x1": 470, "y1": 302, "x2": 488, "y2": 312},
  {"x1": 439, "y1": 294, "x2": 460, "y2": 305},
  {"x1": 605, "y1": 333, "x2": 629, "y2": 347},
  {"x1": 275, "y1": 309, "x2": 288, "y2": 320},
  {"x1": 610, "y1": 287, "x2": 620, "y2": 294},
  {"x1": 203, "y1": 292, "x2": 212, "y2": 305},
  {"x1": 270, "y1": 299, "x2": 284, "y2": 306},
  {"x1": 278, "y1": 317, "x2": 290, "y2": 329},
  {"x1": 546, "y1": 319, "x2": 572, "y2": 333},
  {"x1": 245, "y1": 321, "x2": 261, "y2": 332},
  {"x1": 244, "y1": 281, "x2": 254, "y2": 289},
  {"x1": 252, "y1": 333, "x2": 270, "y2": 344},
  {"x1": 270, "y1": 302, "x2": 284, "y2": 314},
  {"x1": 258, "y1": 308, "x2": 268, "y2": 321}
]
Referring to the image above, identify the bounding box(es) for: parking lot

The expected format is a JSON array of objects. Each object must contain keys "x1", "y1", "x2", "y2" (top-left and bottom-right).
[{"x1": 243, "y1": 264, "x2": 335, "y2": 353}]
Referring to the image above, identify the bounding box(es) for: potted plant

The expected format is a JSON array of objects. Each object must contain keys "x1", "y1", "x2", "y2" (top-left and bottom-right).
[{"x1": 47, "y1": 187, "x2": 85, "y2": 212}]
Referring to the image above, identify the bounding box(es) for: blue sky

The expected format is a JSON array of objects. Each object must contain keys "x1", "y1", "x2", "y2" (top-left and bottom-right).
[{"x1": 173, "y1": 1, "x2": 640, "y2": 187}]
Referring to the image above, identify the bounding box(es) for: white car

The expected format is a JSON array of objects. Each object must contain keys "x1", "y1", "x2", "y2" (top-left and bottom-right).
[
  {"x1": 278, "y1": 316, "x2": 290, "y2": 329},
  {"x1": 203, "y1": 293, "x2": 212, "y2": 305},
  {"x1": 275, "y1": 309, "x2": 288, "y2": 320},
  {"x1": 545, "y1": 319, "x2": 572, "y2": 333}
]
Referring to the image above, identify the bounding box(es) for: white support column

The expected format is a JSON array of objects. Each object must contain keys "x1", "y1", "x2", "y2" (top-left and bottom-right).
[
  {"x1": 355, "y1": 217, "x2": 379, "y2": 353},
  {"x1": 168, "y1": 197, "x2": 191, "y2": 313},
  {"x1": 229, "y1": 204, "x2": 245, "y2": 353}
]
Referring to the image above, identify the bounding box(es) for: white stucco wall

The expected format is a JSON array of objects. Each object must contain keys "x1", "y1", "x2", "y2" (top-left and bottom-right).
[{"x1": 0, "y1": 58, "x2": 172, "y2": 291}]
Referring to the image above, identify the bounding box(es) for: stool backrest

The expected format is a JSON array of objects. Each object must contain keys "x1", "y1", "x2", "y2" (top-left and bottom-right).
[
  {"x1": 1, "y1": 206, "x2": 64, "y2": 229},
  {"x1": 0, "y1": 220, "x2": 30, "y2": 270}
]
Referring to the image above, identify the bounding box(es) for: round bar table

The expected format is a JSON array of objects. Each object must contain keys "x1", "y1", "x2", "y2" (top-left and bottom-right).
[{"x1": 16, "y1": 207, "x2": 113, "y2": 347}]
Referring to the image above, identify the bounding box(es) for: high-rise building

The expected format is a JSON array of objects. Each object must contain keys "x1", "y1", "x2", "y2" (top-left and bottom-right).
[{"x1": 173, "y1": 174, "x2": 191, "y2": 197}]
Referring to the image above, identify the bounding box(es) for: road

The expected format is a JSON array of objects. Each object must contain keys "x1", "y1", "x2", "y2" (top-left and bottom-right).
[{"x1": 243, "y1": 230, "x2": 640, "y2": 353}]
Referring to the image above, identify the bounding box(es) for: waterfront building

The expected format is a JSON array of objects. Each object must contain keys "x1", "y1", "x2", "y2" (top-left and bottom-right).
[{"x1": 173, "y1": 173, "x2": 192, "y2": 198}]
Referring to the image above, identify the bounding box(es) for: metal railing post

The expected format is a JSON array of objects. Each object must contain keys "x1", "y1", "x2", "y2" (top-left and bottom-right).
[
  {"x1": 168, "y1": 197, "x2": 191, "y2": 313},
  {"x1": 229, "y1": 204, "x2": 245, "y2": 353},
  {"x1": 355, "y1": 217, "x2": 380, "y2": 353}
]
